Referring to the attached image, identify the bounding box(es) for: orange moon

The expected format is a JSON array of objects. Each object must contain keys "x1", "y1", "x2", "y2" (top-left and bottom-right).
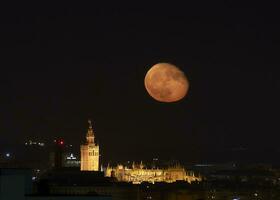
[{"x1": 144, "y1": 63, "x2": 189, "y2": 102}]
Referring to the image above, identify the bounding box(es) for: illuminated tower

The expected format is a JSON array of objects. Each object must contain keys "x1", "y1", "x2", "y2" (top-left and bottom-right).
[{"x1": 80, "y1": 120, "x2": 99, "y2": 171}]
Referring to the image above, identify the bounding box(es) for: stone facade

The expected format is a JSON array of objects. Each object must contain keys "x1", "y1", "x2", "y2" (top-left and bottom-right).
[
  {"x1": 105, "y1": 162, "x2": 201, "y2": 184},
  {"x1": 80, "y1": 120, "x2": 99, "y2": 171}
]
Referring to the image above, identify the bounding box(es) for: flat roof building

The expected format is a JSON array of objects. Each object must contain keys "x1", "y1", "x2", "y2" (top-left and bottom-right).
[{"x1": 0, "y1": 168, "x2": 111, "y2": 200}]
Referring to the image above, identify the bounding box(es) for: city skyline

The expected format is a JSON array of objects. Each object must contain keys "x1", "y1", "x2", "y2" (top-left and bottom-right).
[{"x1": 1, "y1": 2, "x2": 280, "y2": 164}]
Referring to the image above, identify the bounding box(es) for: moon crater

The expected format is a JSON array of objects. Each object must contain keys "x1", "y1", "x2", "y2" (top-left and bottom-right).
[{"x1": 144, "y1": 63, "x2": 189, "y2": 102}]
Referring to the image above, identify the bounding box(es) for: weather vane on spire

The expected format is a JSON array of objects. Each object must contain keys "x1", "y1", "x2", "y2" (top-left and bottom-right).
[{"x1": 88, "y1": 119, "x2": 92, "y2": 129}]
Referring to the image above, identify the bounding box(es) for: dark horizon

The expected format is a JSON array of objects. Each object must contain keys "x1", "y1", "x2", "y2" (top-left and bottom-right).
[{"x1": 1, "y1": 2, "x2": 280, "y2": 164}]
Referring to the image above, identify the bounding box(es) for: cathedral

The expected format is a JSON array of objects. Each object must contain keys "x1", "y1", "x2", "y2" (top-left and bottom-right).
[
  {"x1": 79, "y1": 120, "x2": 201, "y2": 184},
  {"x1": 80, "y1": 120, "x2": 99, "y2": 171},
  {"x1": 105, "y1": 162, "x2": 202, "y2": 184}
]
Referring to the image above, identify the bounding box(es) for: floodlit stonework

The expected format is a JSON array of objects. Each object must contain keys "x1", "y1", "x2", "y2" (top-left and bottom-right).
[
  {"x1": 80, "y1": 120, "x2": 99, "y2": 171},
  {"x1": 80, "y1": 121, "x2": 201, "y2": 184},
  {"x1": 105, "y1": 162, "x2": 201, "y2": 184}
]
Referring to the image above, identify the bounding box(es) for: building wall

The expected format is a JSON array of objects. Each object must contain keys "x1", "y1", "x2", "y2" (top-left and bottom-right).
[
  {"x1": 80, "y1": 144, "x2": 99, "y2": 171},
  {"x1": 0, "y1": 169, "x2": 111, "y2": 200},
  {"x1": 0, "y1": 169, "x2": 33, "y2": 200},
  {"x1": 0, "y1": 175, "x2": 25, "y2": 200},
  {"x1": 26, "y1": 196, "x2": 111, "y2": 200},
  {"x1": 49, "y1": 185, "x2": 139, "y2": 200},
  {"x1": 105, "y1": 166, "x2": 201, "y2": 184},
  {"x1": 80, "y1": 121, "x2": 99, "y2": 171}
]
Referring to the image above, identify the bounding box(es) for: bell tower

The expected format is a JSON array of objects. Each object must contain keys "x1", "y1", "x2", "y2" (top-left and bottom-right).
[
  {"x1": 86, "y1": 120, "x2": 94, "y2": 144},
  {"x1": 80, "y1": 120, "x2": 99, "y2": 171}
]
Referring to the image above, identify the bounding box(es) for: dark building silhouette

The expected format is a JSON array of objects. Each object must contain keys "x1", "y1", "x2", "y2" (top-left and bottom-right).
[
  {"x1": 0, "y1": 168, "x2": 111, "y2": 200},
  {"x1": 50, "y1": 139, "x2": 65, "y2": 169}
]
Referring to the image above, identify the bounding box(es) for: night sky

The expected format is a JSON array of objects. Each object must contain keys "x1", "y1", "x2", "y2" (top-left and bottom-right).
[{"x1": 1, "y1": 2, "x2": 279, "y2": 164}]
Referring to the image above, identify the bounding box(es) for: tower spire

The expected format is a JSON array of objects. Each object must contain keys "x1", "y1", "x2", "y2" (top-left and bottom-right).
[
  {"x1": 81, "y1": 119, "x2": 100, "y2": 171},
  {"x1": 88, "y1": 119, "x2": 93, "y2": 130},
  {"x1": 86, "y1": 119, "x2": 94, "y2": 144}
]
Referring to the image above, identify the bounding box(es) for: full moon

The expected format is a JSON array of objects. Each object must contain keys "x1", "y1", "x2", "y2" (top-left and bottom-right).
[{"x1": 144, "y1": 63, "x2": 189, "y2": 103}]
